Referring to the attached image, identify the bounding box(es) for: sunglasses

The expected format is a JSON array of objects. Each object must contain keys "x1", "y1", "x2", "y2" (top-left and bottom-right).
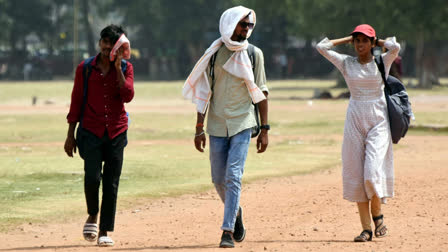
[{"x1": 239, "y1": 21, "x2": 254, "y2": 29}]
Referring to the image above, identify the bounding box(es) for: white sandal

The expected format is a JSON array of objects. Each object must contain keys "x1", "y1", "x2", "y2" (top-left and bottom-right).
[
  {"x1": 82, "y1": 223, "x2": 98, "y2": 242},
  {"x1": 97, "y1": 236, "x2": 114, "y2": 247}
]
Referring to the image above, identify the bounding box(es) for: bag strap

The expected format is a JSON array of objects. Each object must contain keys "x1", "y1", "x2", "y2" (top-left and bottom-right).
[
  {"x1": 247, "y1": 44, "x2": 256, "y2": 73},
  {"x1": 374, "y1": 55, "x2": 391, "y2": 92},
  {"x1": 246, "y1": 44, "x2": 260, "y2": 130},
  {"x1": 79, "y1": 56, "x2": 127, "y2": 128},
  {"x1": 121, "y1": 59, "x2": 127, "y2": 73},
  {"x1": 210, "y1": 51, "x2": 218, "y2": 82},
  {"x1": 79, "y1": 56, "x2": 95, "y2": 128}
]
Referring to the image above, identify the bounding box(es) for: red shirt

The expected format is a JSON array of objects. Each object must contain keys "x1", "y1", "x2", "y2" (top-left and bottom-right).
[{"x1": 67, "y1": 54, "x2": 134, "y2": 139}]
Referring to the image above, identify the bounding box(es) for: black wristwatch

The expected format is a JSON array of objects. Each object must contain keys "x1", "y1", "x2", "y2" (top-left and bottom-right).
[{"x1": 260, "y1": 124, "x2": 270, "y2": 130}]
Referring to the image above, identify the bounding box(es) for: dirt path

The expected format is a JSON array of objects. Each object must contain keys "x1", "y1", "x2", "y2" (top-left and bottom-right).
[{"x1": 0, "y1": 135, "x2": 447, "y2": 252}]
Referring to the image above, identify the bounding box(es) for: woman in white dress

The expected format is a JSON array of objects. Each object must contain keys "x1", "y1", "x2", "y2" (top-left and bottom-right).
[{"x1": 316, "y1": 24, "x2": 400, "y2": 242}]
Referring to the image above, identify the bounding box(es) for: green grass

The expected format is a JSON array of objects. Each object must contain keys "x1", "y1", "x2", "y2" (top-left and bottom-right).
[
  {"x1": 0, "y1": 80, "x2": 447, "y2": 231},
  {"x1": 411, "y1": 111, "x2": 448, "y2": 126},
  {"x1": 0, "y1": 114, "x2": 67, "y2": 142},
  {"x1": 0, "y1": 81, "x2": 73, "y2": 105},
  {"x1": 408, "y1": 124, "x2": 448, "y2": 135}
]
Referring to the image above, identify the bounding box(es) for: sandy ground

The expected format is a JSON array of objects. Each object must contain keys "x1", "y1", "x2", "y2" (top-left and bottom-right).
[
  {"x1": 0, "y1": 135, "x2": 447, "y2": 252},
  {"x1": 1, "y1": 95, "x2": 447, "y2": 251}
]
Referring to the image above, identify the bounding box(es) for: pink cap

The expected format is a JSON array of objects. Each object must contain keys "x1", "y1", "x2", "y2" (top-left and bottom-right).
[{"x1": 350, "y1": 24, "x2": 376, "y2": 38}]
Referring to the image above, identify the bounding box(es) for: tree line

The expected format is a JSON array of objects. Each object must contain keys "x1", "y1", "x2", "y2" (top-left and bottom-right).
[{"x1": 0, "y1": 0, "x2": 447, "y2": 88}]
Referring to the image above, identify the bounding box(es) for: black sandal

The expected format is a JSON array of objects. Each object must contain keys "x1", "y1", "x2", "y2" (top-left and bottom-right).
[
  {"x1": 354, "y1": 230, "x2": 372, "y2": 242},
  {"x1": 373, "y1": 214, "x2": 388, "y2": 238}
]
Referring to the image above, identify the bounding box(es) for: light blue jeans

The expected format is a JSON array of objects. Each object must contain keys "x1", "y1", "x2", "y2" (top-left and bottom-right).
[{"x1": 209, "y1": 128, "x2": 251, "y2": 232}]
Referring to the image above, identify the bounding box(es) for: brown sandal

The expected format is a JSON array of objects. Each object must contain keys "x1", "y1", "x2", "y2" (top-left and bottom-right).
[
  {"x1": 373, "y1": 214, "x2": 388, "y2": 238},
  {"x1": 354, "y1": 230, "x2": 372, "y2": 242}
]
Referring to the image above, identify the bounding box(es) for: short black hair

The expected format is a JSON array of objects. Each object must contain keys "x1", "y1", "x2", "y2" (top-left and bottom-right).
[{"x1": 100, "y1": 25, "x2": 126, "y2": 44}]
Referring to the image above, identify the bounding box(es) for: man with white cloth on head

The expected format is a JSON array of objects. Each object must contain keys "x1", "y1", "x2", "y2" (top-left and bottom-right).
[{"x1": 183, "y1": 6, "x2": 269, "y2": 248}]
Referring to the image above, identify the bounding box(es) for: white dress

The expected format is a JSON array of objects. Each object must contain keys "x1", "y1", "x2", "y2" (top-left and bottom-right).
[{"x1": 316, "y1": 37, "x2": 401, "y2": 203}]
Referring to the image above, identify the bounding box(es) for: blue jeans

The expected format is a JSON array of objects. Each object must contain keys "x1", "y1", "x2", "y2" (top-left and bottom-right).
[{"x1": 209, "y1": 129, "x2": 251, "y2": 232}]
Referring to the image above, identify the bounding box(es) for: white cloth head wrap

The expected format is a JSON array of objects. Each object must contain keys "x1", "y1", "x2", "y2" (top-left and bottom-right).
[{"x1": 182, "y1": 6, "x2": 266, "y2": 113}]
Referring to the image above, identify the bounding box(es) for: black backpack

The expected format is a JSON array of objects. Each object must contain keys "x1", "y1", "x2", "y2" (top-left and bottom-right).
[
  {"x1": 209, "y1": 44, "x2": 261, "y2": 138},
  {"x1": 375, "y1": 55, "x2": 412, "y2": 144}
]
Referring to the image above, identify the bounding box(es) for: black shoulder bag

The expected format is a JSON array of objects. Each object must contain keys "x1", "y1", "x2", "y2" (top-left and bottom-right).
[{"x1": 374, "y1": 55, "x2": 412, "y2": 144}]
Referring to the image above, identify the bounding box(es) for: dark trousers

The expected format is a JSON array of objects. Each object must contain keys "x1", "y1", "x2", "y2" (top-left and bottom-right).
[{"x1": 81, "y1": 129, "x2": 127, "y2": 232}]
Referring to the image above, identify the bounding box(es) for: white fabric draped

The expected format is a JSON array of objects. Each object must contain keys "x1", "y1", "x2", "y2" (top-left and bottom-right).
[{"x1": 182, "y1": 6, "x2": 266, "y2": 113}]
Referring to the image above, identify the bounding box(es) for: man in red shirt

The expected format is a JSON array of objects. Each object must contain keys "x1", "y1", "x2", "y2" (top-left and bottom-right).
[{"x1": 64, "y1": 24, "x2": 134, "y2": 247}]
